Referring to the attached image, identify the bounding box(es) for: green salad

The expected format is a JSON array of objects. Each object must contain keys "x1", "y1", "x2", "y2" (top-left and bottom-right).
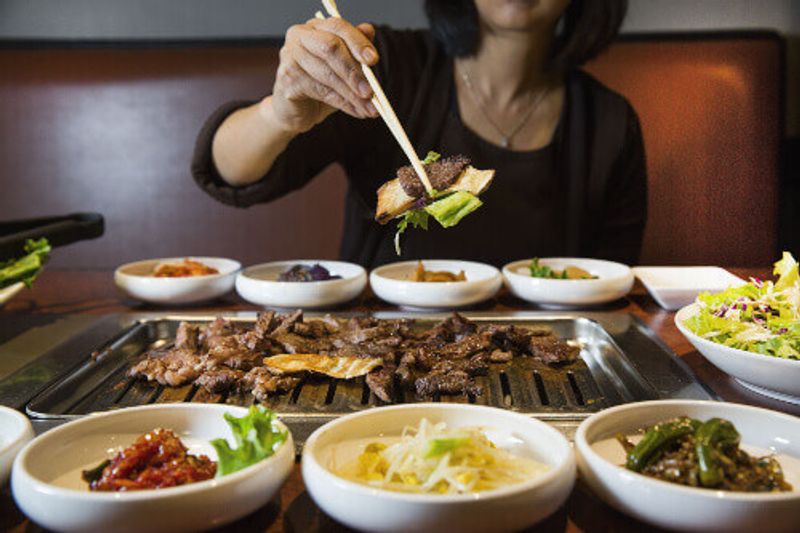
[
  {"x1": 211, "y1": 405, "x2": 288, "y2": 476},
  {"x1": 0, "y1": 238, "x2": 51, "y2": 290},
  {"x1": 683, "y1": 252, "x2": 800, "y2": 360}
]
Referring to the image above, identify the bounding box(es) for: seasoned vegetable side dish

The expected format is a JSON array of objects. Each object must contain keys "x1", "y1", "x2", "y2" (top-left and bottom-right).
[
  {"x1": 81, "y1": 406, "x2": 286, "y2": 491},
  {"x1": 684, "y1": 252, "x2": 800, "y2": 360},
  {"x1": 529, "y1": 258, "x2": 597, "y2": 280},
  {"x1": 153, "y1": 259, "x2": 219, "y2": 277},
  {"x1": 277, "y1": 263, "x2": 342, "y2": 282},
  {"x1": 410, "y1": 261, "x2": 466, "y2": 282},
  {"x1": 617, "y1": 416, "x2": 792, "y2": 492},
  {"x1": 0, "y1": 238, "x2": 50, "y2": 289},
  {"x1": 335, "y1": 418, "x2": 549, "y2": 494},
  {"x1": 81, "y1": 428, "x2": 216, "y2": 491},
  {"x1": 375, "y1": 151, "x2": 495, "y2": 254},
  {"x1": 129, "y1": 311, "x2": 579, "y2": 403}
]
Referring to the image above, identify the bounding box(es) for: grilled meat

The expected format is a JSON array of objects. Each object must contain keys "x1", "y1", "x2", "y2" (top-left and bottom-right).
[{"x1": 129, "y1": 311, "x2": 579, "y2": 402}]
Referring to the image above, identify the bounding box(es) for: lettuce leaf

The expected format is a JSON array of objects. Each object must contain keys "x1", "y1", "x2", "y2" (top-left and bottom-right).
[
  {"x1": 683, "y1": 252, "x2": 800, "y2": 360},
  {"x1": 424, "y1": 191, "x2": 482, "y2": 228},
  {"x1": 0, "y1": 238, "x2": 51, "y2": 289},
  {"x1": 210, "y1": 405, "x2": 287, "y2": 477}
]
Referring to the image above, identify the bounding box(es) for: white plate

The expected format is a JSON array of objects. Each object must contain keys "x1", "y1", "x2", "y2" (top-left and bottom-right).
[
  {"x1": 114, "y1": 257, "x2": 240, "y2": 305},
  {"x1": 370, "y1": 260, "x2": 501, "y2": 309},
  {"x1": 11, "y1": 404, "x2": 294, "y2": 532},
  {"x1": 0, "y1": 406, "x2": 34, "y2": 485},
  {"x1": 632, "y1": 267, "x2": 745, "y2": 310},
  {"x1": 0, "y1": 281, "x2": 25, "y2": 307},
  {"x1": 575, "y1": 400, "x2": 800, "y2": 532},
  {"x1": 236, "y1": 260, "x2": 366, "y2": 309},
  {"x1": 675, "y1": 303, "x2": 800, "y2": 402},
  {"x1": 502, "y1": 258, "x2": 634, "y2": 307},
  {"x1": 302, "y1": 403, "x2": 575, "y2": 533}
]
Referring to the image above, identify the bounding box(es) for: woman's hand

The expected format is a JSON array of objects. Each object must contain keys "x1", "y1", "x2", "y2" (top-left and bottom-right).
[{"x1": 268, "y1": 18, "x2": 380, "y2": 134}]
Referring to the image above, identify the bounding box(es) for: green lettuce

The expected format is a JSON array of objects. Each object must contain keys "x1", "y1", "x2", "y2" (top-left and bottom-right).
[
  {"x1": 392, "y1": 150, "x2": 484, "y2": 254},
  {"x1": 210, "y1": 405, "x2": 287, "y2": 476},
  {"x1": 0, "y1": 238, "x2": 51, "y2": 289},
  {"x1": 683, "y1": 252, "x2": 800, "y2": 360}
]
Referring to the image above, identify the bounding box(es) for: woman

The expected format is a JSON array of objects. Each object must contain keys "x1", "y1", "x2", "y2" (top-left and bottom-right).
[{"x1": 193, "y1": 0, "x2": 646, "y2": 269}]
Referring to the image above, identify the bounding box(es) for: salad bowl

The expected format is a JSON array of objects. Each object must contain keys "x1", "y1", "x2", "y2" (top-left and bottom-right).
[
  {"x1": 676, "y1": 304, "x2": 800, "y2": 403},
  {"x1": 674, "y1": 252, "x2": 800, "y2": 403}
]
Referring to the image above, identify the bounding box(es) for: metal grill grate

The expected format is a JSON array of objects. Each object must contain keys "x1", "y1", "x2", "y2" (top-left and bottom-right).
[{"x1": 18, "y1": 312, "x2": 717, "y2": 441}]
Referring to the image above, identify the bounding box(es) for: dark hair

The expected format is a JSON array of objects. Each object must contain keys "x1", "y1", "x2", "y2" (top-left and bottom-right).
[{"x1": 424, "y1": 0, "x2": 628, "y2": 69}]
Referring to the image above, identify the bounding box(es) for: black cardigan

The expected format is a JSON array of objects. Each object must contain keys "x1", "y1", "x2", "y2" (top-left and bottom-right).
[{"x1": 192, "y1": 28, "x2": 647, "y2": 269}]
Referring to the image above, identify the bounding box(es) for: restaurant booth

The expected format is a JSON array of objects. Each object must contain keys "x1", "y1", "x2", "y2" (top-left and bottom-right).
[{"x1": 1, "y1": 1, "x2": 798, "y2": 532}]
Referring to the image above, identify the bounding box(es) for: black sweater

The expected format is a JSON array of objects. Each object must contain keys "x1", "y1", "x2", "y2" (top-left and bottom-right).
[{"x1": 192, "y1": 28, "x2": 647, "y2": 269}]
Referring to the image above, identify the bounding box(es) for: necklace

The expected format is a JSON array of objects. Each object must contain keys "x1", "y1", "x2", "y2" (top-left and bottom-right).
[{"x1": 459, "y1": 66, "x2": 551, "y2": 149}]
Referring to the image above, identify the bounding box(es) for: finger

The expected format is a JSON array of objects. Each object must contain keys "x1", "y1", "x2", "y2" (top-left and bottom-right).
[
  {"x1": 311, "y1": 17, "x2": 378, "y2": 65},
  {"x1": 297, "y1": 30, "x2": 371, "y2": 99},
  {"x1": 293, "y1": 47, "x2": 371, "y2": 114},
  {"x1": 357, "y1": 23, "x2": 376, "y2": 42},
  {"x1": 282, "y1": 61, "x2": 364, "y2": 119}
]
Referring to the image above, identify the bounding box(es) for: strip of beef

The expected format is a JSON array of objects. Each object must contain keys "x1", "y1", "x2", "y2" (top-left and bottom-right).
[
  {"x1": 366, "y1": 364, "x2": 395, "y2": 402},
  {"x1": 174, "y1": 322, "x2": 201, "y2": 351},
  {"x1": 240, "y1": 367, "x2": 301, "y2": 403},
  {"x1": 272, "y1": 332, "x2": 331, "y2": 354},
  {"x1": 272, "y1": 309, "x2": 304, "y2": 335},
  {"x1": 195, "y1": 368, "x2": 245, "y2": 394},
  {"x1": 415, "y1": 370, "x2": 481, "y2": 397},
  {"x1": 397, "y1": 155, "x2": 470, "y2": 198},
  {"x1": 528, "y1": 336, "x2": 580, "y2": 364},
  {"x1": 129, "y1": 347, "x2": 202, "y2": 387},
  {"x1": 237, "y1": 311, "x2": 278, "y2": 351},
  {"x1": 200, "y1": 318, "x2": 244, "y2": 351},
  {"x1": 424, "y1": 312, "x2": 477, "y2": 343},
  {"x1": 202, "y1": 336, "x2": 263, "y2": 370}
]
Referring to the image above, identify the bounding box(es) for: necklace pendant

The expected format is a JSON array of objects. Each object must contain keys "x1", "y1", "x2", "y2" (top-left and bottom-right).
[{"x1": 501, "y1": 137, "x2": 510, "y2": 148}]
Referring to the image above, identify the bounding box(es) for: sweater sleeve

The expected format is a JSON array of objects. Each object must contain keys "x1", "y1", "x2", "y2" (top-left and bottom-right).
[
  {"x1": 191, "y1": 99, "x2": 347, "y2": 208},
  {"x1": 594, "y1": 106, "x2": 648, "y2": 264}
]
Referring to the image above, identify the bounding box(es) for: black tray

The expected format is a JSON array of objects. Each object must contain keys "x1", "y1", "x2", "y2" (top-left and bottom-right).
[{"x1": 0, "y1": 213, "x2": 104, "y2": 260}]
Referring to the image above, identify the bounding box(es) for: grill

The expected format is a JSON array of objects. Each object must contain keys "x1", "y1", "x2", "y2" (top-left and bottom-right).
[{"x1": 3, "y1": 311, "x2": 716, "y2": 442}]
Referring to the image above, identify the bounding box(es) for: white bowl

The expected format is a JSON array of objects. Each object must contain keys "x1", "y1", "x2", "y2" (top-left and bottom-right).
[
  {"x1": 632, "y1": 266, "x2": 745, "y2": 310},
  {"x1": 302, "y1": 403, "x2": 575, "y2": 533},
  {"x1": 676, "y1": 303, "x2": 800, "y2": 403},
  {"x1": 575, "y1": 400, "x2": 800, "y2": 532},
  {"x1": 370, "y1": 260, "x2": 501, "y2": 309},
  {"x1": 236, "y1": 260, "x2": 367, "y2": 309},
  {"x1": 502, "y1": 258, "x2": 634, "y2": 307},
  {"x1": 11, "y1": 404, "x2": 294, "y2": 532},
  {"x1": 0, "y1": 406, "x2": 34, "y2": 484},
  {"x1": 114, "y1": 257, "x2": 240, "y2": 305}
]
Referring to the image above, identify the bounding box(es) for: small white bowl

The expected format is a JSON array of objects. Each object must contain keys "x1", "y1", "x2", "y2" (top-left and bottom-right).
[
  {"x1": 370, "y1": 260, "x2": 501, "y2": 309},
  {"x1": 0, "y1": 406, "x2": 34, "y2": 484},
  {"x1": 114, "y1": 257, "x2": 240, "y2": 305},
  {"x1": 632, "y1": 266, "x2": 745, "y2": 310},
  {"x1": 575, "y1": 400, "x2": 800, "y2": 532},
  {"x1": 11, "y1": 404, "x2": 293, "y2": 533},
  {"x1": 502, "y1": 258, "x2": 634, "y2": 307},
  {"x1": 236, "y1": 260, "x2": 367, "y2": 309},
  {"x1": 302, "y1": 403, "x2": 575, "y2": 533},
  {"x1": 676, "y1": 303, "x2": 800, "y2": 403}
]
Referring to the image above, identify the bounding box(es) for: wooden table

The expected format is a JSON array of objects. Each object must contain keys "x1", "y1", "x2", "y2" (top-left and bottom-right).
[{"x1": 2, "y1": 268, "x2": 795, "y2": 533}]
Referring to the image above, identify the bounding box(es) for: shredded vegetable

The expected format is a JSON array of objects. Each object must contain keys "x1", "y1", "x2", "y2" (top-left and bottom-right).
[
  {"x1": 683, "y1": 252, "x2": 800, "y2": 360},
  {"x1": 341, "y1": 418, "x2": 549, "y2": 494}
]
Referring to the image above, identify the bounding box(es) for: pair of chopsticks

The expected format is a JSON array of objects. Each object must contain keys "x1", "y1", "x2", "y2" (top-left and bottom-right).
[{"x1": 316, "y1": 0, "x2": 434, "y2": 196}]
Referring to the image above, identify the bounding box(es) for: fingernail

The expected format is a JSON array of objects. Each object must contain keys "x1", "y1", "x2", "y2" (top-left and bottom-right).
[
  {"x1": 362, "y1": 47, "x2": 377, "y2": 63},
  {"x1": 358, "y1": 80, "x2": 372, "y2": 98},
  {"x1": 366, "y1": 102, "x2": 377, "y2": 116}
]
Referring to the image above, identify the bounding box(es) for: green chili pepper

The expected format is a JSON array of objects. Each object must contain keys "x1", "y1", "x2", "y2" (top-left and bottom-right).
[
  {"x1": 695, "y1": 418, "x2": 740, "y2": 487},
  {"x1": 625, "y1": 417, "x2": 700, "y2": 472}
]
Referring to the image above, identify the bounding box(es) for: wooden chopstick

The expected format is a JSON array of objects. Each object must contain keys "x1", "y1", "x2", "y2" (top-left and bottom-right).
[{"x1": 316, "y1": 0, "x2": 434, "y2": 196}]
